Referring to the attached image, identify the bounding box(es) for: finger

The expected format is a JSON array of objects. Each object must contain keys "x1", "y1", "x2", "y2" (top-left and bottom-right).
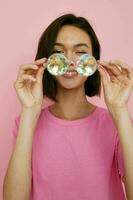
[
  {"x1": 97, "y1": 60, "x2": 122, "y2": 76},
  {"x1": 20, "y1": 64, "x2": 39, "y2": 70},
  {"x1": 103, "y1": 68, "x2": 115, "y2": 79},
  {"x1": 36, "y1": 66, "x2": 45, "y2": 84},
  {"x1": 98, "y1": 65, "x2": 109, "y2": 88},
  {"x1": 109, "y1": 60, "x2": 130, "y2": 69},
  {"x1": 106, "y1": 71, "x2": 121, "y2": 83},
  {"x1": 110, "y1": 63, "x2": 128, "y2": 77},
  {"x1": 18, "y1": 64, "x2": 39, "y2": 78},
  {"x1": 102, "y1": 65, "x2": 129, "y2": 84},
  {"x1": 19, "y1": 74, "x2": 36, "y2": 82},
  {"x1": 105, "y1": 62, "x2": 128, "y2": 77},
  {"x1": 15, "y1": 74, "x2": 36, "y2": 90},
  {"x1": 17, "y1": 58, "x2": 47, "y2": 78},
  {"x1": 99, "y1": 66, "x2": 112, "y2": 80},
  {"x1": 32, "y1": 57, "x2": 47, "y2": 65},
  {"x1": 99, "y1": 61, "x2": 129, "y2": 81},
  {"x1": 109, "y1": 60, "x2": 133, "y2": 78}
]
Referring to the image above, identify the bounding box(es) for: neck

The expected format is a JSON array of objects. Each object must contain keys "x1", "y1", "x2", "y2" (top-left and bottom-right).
[{"x1": 49, "y1": 86, "x2": 95, "y2": 120}]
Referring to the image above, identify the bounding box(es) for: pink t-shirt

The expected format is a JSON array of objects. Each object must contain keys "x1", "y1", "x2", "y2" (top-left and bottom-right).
[{"x1": 12, "y1": 105, "x2": 130, "y2": 200}]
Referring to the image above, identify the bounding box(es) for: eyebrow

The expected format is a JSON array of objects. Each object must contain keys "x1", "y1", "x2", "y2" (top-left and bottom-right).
[{"x1": 54, "y1": 43, "x2": 90, "y2": 48}]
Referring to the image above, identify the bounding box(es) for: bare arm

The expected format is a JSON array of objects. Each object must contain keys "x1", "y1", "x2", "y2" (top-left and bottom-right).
[
  {"x1": 3, "y1": 56, "x2": 47, "y2": 199},
  {"x1": 110, "y1": 107, "x2": 133, "y2": 200},
  {"x1": 3, "y1": 107, "x2": 41, "y2": 200}
]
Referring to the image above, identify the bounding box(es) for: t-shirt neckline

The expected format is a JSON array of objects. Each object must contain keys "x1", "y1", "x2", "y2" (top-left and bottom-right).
[{"x1": 44, "y1": 105, "x2": 100, "y2": 126}]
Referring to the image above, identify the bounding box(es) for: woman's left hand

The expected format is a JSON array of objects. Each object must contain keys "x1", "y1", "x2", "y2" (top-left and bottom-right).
[{"x1": 97, "y1": 60, "x2": 133, "y2": 110}]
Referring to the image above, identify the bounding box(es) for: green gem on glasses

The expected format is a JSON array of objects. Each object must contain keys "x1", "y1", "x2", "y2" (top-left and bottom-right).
[
  {"x1": 76, "y1": 54, "x2": 98, "y2": 76},
  {"x1": 47, "y1": 53, "x2": 69, "y2": 76}
]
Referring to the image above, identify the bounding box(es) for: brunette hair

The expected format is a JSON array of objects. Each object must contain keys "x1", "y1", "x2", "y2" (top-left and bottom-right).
[{"x1": 35, "y1": 13, "x2": 101, "y2": 102}]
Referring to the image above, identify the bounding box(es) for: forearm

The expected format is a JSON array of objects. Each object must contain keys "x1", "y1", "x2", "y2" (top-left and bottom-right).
[
  {"x1": 3, "y1": 108, "x2": 41, "y2": 200},
  {"x1": 109, "y1": 107, "x2": 133, "y2": 200}
]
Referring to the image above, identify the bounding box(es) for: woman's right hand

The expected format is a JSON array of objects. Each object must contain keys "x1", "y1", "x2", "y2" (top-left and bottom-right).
[{"x1": 14, "y1": 57, "x2": 47, "y2": 110}]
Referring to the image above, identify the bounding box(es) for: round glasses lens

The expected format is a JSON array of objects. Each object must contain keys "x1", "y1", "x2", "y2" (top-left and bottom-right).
[
  {"x1": 47, "y1": 53, "x2": 69, "y2": 76},
  {"x1": 76, "y1": 54, "x2": 98, "y2": 76}
]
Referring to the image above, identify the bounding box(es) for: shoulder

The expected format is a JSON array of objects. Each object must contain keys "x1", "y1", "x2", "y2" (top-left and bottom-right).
[
  {"x1": 95, "y1": 106, "x2": 118, "y2": 136},
  {"x1": 96, "y1": 106, "x2": 114, "y2": 123}
]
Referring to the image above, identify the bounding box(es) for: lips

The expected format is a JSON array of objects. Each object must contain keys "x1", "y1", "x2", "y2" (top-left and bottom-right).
[
  {"x1": 63, "y1": 70, "x2": 78, "y2": 78},
  {"x1": 66, "y1": 70, "x2": 77, "y2": 72}
]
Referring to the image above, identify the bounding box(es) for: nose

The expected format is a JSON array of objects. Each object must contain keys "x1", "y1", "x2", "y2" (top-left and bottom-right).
[
  {"x1": 66, "y1": 53, "x2": 77, "y2": 69},
  {"x1": 68, "y1": 60, "x2": 75, "y2": 68}
]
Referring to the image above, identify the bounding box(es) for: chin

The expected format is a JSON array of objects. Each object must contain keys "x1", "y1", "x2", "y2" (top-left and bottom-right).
[{"x1": 55, "y1": 76, "x2": 87, "y2": 90}]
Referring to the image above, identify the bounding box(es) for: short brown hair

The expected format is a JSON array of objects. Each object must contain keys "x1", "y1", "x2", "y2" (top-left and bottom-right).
[{"x1": 35, "y1": 13, "x2": 101, "y2": 102}]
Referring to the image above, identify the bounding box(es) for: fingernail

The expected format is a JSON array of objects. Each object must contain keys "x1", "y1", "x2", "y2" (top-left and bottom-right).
[
  {"x1": 97, "y1": 64, "x2": 99, "y2": 68},
  {"x1": 34, "y1": 65, "x2": 38, "y2": 69},
  {"x1": 97, "y1": 60, "x2": 101, "y2": 63},
  {"x1": 32, "y1": 77, "x2": 36, "y2": 81}
]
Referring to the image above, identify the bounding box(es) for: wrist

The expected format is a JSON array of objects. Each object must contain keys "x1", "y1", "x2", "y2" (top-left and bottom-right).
[
  {"x1": 107, "y1": 105, "x2": 129, "y2": 121},
  {"x1": 21, "y1": 105, "x2": 42, "y2": 120},
  {"x1": 108, "y1": 105, "x2": 128, "y2": 111}
]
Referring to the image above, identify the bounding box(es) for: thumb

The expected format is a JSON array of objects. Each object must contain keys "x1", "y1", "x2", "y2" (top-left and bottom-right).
[
  {"x1": 36, "y1": 66, "x2": 45, "y2": 84},
  {"x1": 98, "y1": 65, "x2": 109, "y2": 88}
]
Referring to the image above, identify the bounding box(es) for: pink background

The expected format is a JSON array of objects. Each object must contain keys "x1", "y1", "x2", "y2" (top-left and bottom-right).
[{"x1": 0, "y1": 0, "x2": 133, "y2": 199}]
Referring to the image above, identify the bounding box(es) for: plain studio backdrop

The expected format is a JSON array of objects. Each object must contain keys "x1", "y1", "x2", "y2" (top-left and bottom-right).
[{"x1": 0, "y1": 0, "x2": 133, "y2": 199}]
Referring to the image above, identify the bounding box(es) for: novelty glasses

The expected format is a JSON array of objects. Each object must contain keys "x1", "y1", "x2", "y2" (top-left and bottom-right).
[{"x1": 46, "y1": 53, "x2": 98, "y2": 76}]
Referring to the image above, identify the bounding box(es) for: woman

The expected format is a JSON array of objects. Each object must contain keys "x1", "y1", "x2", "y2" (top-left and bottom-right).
[{"x1": 3, "y1": 13, "x2": 133, "y2": 200}]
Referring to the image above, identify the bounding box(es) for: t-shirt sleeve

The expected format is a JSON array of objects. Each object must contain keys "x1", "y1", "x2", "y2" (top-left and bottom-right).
[
  {"x1": 114, "y1": 116, "x2": 133, "y2": 179},
  {"x1": 12, "y1": 116, "x2": 20, "y2": 146}
]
